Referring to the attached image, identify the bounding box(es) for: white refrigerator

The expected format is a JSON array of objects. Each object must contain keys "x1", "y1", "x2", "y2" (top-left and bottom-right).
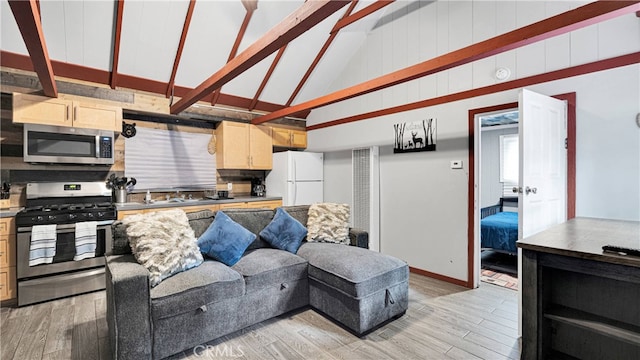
[{"x1": 266, "y1": 151, "x2": 323, "y2": 206}]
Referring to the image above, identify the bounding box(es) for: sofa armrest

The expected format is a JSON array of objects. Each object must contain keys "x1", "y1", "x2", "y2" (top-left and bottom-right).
[
  {"x1": 105, "y1": 255, "x2": 152, "y2": 359},
  {"x1": 349, "y1": 228, "x2": 369, "y2": 249}
]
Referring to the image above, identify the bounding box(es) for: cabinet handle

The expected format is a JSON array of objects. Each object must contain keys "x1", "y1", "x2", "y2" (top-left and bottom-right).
[
  {"x1": 66, "y1": 105, "x2": 70, "y2": 121},
  {"x1": 74, "y1": 106, "x2": 78, "y2": 120},
  {"x1": 290, "y1": 133, "x2": 293, "y2": 145},
  {"x1": 247, "y1": 156, "x2": 250, "y2": 166}
]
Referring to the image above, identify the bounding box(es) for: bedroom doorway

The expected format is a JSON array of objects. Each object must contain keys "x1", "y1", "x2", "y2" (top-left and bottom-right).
[
  {"x1": 477, "y1": 108, "x2": 519, "y2": 289},
  {"x1": 467, "y1": 91, "x2": 576, "y2": 290}
]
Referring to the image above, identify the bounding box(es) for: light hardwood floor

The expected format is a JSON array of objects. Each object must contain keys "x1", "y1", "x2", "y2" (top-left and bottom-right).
[{"x1": 0, "y1": 273, "x2": 519, "y2": 359}]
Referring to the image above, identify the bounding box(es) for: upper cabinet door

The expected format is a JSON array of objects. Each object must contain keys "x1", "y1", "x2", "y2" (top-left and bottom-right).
[
  {"x1": 12, "y1": 93, "x2": 73, "y2": 127},
  {"x1": 12, "y1": 93, "x2": 122, "y2": 131},
  {"x1": 290, "y1": 129, "x2": 307, "y2": 149},
  {"x1": 249, "y1": 125, "x2": 272, "y2": 170},
  {"x1": 73, "y1": 102, "x2": 122, "y2": 131},
  {"x1": 216, "y1": 121, "x2": 250, "y2": 169},
  {"x1": 271, "y1": 127, "x2": 291, "y2": 147}
]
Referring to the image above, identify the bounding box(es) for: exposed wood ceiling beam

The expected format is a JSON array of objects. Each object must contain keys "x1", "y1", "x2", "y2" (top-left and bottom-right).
[
  {"x1": 171, "y1": 0, "x2": 350, "y2": 114},
  {"x1": 252, "y1": 0, "x2": 640, "y2": 125},
  {"x1": 307, "y1": 52, "x2": 640, "y2": 131},
  {"x1": 166, "y1": 0, "x2": 196, "y2": 98},
  {"x1": 212, "y1": 7, "x2": 255, "y2": 106},
  {"x1": 331, "y1": 0, "x2": 393, "y2": 33},
  {"x1": 110, "y1": 0, "x2": 125, "y2": 89},
  {"x1": 286, "y1": 0, "x2": 359, "y2": 106},
  {"x1": 8, "y1": 0, "x2": 57, "y2": 97},
  {"x1": 249, "y1": 45, "x2": 288, "y2": 111}
]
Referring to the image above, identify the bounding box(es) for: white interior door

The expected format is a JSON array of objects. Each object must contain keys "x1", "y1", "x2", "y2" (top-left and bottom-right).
[
  {"x1": 517, "y1": 88, "x2": 568, "y2": 336},
  {"x1": 518, "y1": 89, "x2": 567, "y2": 239}
]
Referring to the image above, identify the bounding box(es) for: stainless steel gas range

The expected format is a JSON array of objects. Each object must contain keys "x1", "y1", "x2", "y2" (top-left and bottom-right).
[{"x1": 15, "y1": 182, "x2": 116, "y2": 306}]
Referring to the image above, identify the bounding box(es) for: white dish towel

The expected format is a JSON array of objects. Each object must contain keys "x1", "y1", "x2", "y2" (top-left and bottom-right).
[
  {"x1": 74, "y1": 221, "x2": 98, "y2": 261},
  {"x1": 29, "y1": 224, "x2": 57, "y2": 266}
]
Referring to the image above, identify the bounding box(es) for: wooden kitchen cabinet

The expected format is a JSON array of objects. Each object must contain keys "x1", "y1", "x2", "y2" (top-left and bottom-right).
[
  {"x1": 117, "y1": 204, "x2": 221, "y2": 220},
  {"x1": 0, "y1": 217, "x2": 16, "y2": 302},
  {"x1": 13, "y1": 93, "x2": 122, "y2": 131},
  {"x1": 216, "y1": 121, "x2": 272, "y2": 170},
  {"x1": 245, "y1": 200, "x2": 282, "y2": 209},
  {"x1": 272, "y1": 127, "x2": 306, "y2": 149}
]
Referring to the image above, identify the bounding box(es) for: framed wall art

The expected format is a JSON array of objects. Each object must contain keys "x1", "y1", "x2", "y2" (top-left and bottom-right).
[{"x1": 393, "y1": 118, "x2": 436, "y2": 153}]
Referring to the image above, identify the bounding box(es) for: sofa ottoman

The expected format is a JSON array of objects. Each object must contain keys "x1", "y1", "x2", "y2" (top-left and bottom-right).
[{"x1": 297, "y1": 242, "x2": 409, "y2": 335}]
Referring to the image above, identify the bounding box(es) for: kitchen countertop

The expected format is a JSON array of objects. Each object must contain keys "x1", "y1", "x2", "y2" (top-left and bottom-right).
[
  {"x1": 517, "y1": 217, "x2": 640, "y2": 268},
  {"x1": 0, "y1": 207, "x2": 23, "y2": 218},
  {"x1": 115, "y1": 196, "x2": 282, "y2": 211}
]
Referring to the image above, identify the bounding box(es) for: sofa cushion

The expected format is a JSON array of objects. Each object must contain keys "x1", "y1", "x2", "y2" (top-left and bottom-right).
[
  {"x1": 280, "y1": 205, "x2": 310, "y2": 228},
  {"x1": 223, "y1": 208, "x2": 275, "y2": 250},
  {"x1": 259, "y1": 208, "x2": 307, "y2": 253},
  {"x1": 123, "y1": 209, "x2": 204, "y2": 287},
  {"x1": 198, "y1": 211, "x2": 256, "y2": 266},
  {"x1": 231, "y1": 248, "x2": 308, "y2": 294},
  {"x1": 150, "y1": 260, "x2": 244, "y2": 320},
  {"x1": 187, "y1": 209, "x2": 216, "y2": 238},
  {"x1": 306, "y1": 203, "x2": 350, "y2": 244},
  {"x1": 297, "y1": 242, "x2": 408, "y2": 298}
]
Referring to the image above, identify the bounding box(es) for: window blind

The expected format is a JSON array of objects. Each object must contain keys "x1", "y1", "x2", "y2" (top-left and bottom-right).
[
  {"x1": 500, "y1": 134, "x2": 519, "y2": 197},
  {"x1": 125, "y1": 127, "x2": 217, "y2": 190}
]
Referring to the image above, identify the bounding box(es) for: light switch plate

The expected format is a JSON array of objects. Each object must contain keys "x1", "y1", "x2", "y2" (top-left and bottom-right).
[
  {"x1": 227, "y1": 183, "x2": 233, "y2": 191},
  {"x1": 451, "y1": 160, "x2": 463, "y2": 169}
]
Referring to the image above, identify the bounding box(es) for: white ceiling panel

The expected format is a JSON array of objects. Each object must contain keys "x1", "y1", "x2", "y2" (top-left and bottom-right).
[
  {"x1": 222, "y1": 0, "x2": 302, "y2": 100},
  {"x1": 238, "y1": 0, "x2": 302, "y2": 53},
  {"x1": 259, "y1": 7, "x2": 347, "y2": 104},
  {"x1": 0, "y1": 0, "x2": 28, "y2": 54},
  {"x1": 119, "y1": 0, "x2": 190, "y2": 82},
  {"x1": 40, "y1": 0, "x2": 113, "y2": 70},
  {"x1": 174, "y1": 0, "x2": 246, "y2": 89},
  {"x1": 222, "y1": 52, "x2": 276, "y2": 100},
  {"x1": 296, "y1": 31, "x2": 367, "y2": 104},
  {"x1": 40, "y1": 1, "x2": 67, "y2": 62}
]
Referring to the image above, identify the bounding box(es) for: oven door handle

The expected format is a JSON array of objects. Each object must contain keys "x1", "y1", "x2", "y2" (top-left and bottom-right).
[{"x1": 18, "y1": 220, "x2": 115, "y2": 233}]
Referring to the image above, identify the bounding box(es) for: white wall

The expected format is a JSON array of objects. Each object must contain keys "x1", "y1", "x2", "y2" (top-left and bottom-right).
[{"x1": 309, "y1": 1, "x2": 640, "y2": 282}]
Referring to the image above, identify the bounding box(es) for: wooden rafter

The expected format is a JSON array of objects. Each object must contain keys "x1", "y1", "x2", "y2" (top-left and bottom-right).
[
  {"x1": 170, "y1": 0, "x2": 350, "y2": 114},
  {"x1": 110, "y1": 0, "x2": 125, "y2": 89},
  {"x1": 212, "y1": 7, "x2": 255, "y2": 105},
  {"x1": 166, "y1": 0, "x2": 196, "y2": 98},
  {"x1": 249, "y1": 45, "x2": 287, "y2": 111},
  {"x1": 286, "y1": 0, "x2": 359, "y2": 106},
  {"x1": 306, "y1": 52, "x2": 640, "y2": 131},
  {"x1": 253, "y1": 0, "x2": 640, "y2": 125},
  {"x1": 331, "y1": 0, "x2": 394, "y2": 33},
  {"x1": 8, "y1": 0, "x2": 57, "y2": 97}
]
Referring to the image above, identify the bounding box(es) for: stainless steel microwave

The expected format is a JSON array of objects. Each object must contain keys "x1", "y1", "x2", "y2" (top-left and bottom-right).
[{"x1": 23, "y1": 124, "x2": 114, "y2": 165}]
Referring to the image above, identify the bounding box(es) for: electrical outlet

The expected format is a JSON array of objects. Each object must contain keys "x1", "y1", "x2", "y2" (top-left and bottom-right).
[{"x1": 227, "y1": 183, "x2": 233, "y2": 191}]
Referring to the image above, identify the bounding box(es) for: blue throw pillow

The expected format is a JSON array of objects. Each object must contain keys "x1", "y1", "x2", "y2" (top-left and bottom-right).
[
  {"x1": 259, "y1": 208, "x2": 308, "y2": 254},
  {"x1": 197, "y1": 211, "x2": 256, "y2": 266}
]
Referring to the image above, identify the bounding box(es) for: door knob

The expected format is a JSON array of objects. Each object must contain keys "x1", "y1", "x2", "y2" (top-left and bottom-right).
[
  {"x1": 512, "y1": 187, "x2": 522, "y2": 194},
  {"x1": 525, "y1": 186, "x2": 538, "y2": 195}
]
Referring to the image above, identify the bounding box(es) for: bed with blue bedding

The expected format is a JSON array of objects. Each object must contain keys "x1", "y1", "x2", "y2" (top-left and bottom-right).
[{"x1": 480, "y1": 197, "x2": 518, "y2": 254}]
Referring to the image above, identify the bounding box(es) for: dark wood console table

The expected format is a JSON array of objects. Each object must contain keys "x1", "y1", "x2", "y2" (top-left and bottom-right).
[{"x1": 518, "y1": 218, "x2": 640, "y2": 359}]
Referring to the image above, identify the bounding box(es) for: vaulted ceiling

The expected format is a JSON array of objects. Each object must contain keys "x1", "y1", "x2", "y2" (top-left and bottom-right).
[
  {"x1": 1, "y1": 0, "x2": 391, "y2": 117},
  {"x1": 2, "y1": 0, "x2": 639, "y2": 127}
]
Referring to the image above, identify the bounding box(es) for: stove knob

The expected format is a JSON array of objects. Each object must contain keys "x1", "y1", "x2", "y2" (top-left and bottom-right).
[
  {"x1": 48, "y1": 215, "x2": 56, "y2": 221},
  {"x1": 87, "y1": 213, "x2": 95, "y2": 218},
  {"x1": 36, "y1": 216, "x2": 44, "y2": 222},
  {"x1": 97, "y1": 212, "x2": 105, "y2": 218},
  {"x1": 68, "y1": 214, "x2": 77, "y2": 220}
]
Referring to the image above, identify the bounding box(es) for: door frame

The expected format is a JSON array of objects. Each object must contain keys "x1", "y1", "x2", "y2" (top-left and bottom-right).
[{"x1": 466, "y1": 92, "x2": 576, "y2": 288}]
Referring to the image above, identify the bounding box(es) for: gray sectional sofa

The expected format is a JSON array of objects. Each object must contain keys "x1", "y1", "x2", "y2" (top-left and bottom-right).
[{"x1": 106, "y1": 205, "x2": 409, "y2": 359}]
